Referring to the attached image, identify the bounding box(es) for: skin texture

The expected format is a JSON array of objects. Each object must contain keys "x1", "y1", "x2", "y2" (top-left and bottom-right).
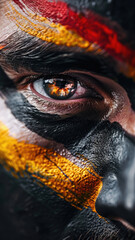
[{"x1": 0, "y1": 0, "x2": 135, "y2": 239}]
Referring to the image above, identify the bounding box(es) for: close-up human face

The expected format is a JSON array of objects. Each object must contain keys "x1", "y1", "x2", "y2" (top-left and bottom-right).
[{"x1": 0, "y1": 0, "x2": 135, "y2": 239}]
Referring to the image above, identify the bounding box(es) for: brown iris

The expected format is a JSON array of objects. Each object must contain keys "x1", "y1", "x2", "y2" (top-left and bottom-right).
[{"x1": 43, "y1": 78, "x2": 77, "y2": 100}]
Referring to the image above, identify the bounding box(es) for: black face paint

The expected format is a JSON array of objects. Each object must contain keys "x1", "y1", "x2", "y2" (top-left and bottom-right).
[
  {"x1": 4, "y1": 89, "x2": 98, "y2": 146},
  {"x1": 96, "y1": 133, "x2": 135, "y2": 227},
  {"x1": 1, "y1": 162, "x2": 135, "y2": 240},
  {"x1": 0, "y1": 164, "x2": 78, "y2": 240},
  {"x1": 3, "y1": 83, "x2": 135, "y2": 239},
  {"x1": 1, "y1": 1, "x2": 135, "y2": 239},
  {"x1": 3, "y1": 87, "x2": 132, "y2": 175}
]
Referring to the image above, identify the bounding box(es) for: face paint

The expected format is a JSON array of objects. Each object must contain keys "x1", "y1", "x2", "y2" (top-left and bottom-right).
[
  {"x1": 7, "y1": 0, "x2": 135, "y2": 81},
  {"x1": 7, "y1": 1, "x2": 98, "y2": 51},
  {"x1": 0, "y1": 121, "x2": 102, "y2": 212},
  {"x1": 0, "y1": 45, "x2": 5, "y2": 50}
]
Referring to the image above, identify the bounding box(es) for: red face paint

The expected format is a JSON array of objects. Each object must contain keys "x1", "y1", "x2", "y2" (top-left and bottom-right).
[
  {"x1": 0, "y1": 45, "x2": 5, "y2": 50},
  {"x1": 13, "y1": 0, "x2": 135, "y2": 68}
]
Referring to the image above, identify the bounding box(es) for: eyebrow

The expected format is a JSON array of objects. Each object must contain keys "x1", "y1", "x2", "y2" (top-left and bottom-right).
[
  {"x1": 0, "y1": 33, "x2": 116, "y2": 79},
  {"x1": 1, "y1": 33, "x2": 135, "y2": 112},
  {"x1": 12, "y1": 0, "x2": 135, "y2": 68}
]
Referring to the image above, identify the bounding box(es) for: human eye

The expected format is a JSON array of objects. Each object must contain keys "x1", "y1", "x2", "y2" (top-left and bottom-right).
[
  {"x1": 18, "y1": 71, "x2": 112, "y2": 120},
  {"x1": 32, "y1": 76, "x2": 87, "y2": 101},
  {"x1": 31, "y1": 75, "x2": 102, "y2": 101}
]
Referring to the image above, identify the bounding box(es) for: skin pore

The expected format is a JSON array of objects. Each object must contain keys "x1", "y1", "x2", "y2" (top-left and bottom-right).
[{"x1": 0, "y1": 0, "x2": 135, "y2": 240}]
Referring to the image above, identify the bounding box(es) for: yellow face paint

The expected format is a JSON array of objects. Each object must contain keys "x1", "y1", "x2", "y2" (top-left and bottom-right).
[
  {"x1": 6, "y1": 1, "x2": 135, "y2": 81},
  {"x1": 0, "y1": 121, "x2": 102, "y2": 211},
  {"x1": 6, "y1": 1, "x2": 100, "y2": 52}
]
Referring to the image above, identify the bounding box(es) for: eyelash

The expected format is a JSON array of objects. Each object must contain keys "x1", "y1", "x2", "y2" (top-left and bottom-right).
[
  {"x1": 18, "y1": 72, "x2": 111, "y2": 120},
  {"x1": 29, "y1": 75, "x2": 103, "y2": 103}
]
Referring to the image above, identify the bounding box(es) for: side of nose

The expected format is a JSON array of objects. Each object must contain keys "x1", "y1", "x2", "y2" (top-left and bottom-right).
[{"x1": 96, "y1": 142, "x2": 135, "y2": 227}]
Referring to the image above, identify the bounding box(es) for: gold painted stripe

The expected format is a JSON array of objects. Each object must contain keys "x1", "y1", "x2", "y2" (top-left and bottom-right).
[
  {"x1": 6, "y1": 1, "x2": 135, "y2": 81},
  {"x1": 6, "y1": 1, "x2": 99, "y2": 52},
  {"x1": 0, "y1": 121, "x2": 103, "y2": 211}
]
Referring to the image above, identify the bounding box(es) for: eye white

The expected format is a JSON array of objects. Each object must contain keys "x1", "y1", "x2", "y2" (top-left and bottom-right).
[
  {"x1": 33, "y1": 78, "x2": 48, "y2": 97},
  {"x1": 33, "y1": 78, "x2": 86, "y2": 100}
]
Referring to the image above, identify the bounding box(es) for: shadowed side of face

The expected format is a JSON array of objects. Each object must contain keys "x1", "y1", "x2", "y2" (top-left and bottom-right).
[{"x1": 0, "y1": 0, "x2": 135, "y2": 240}]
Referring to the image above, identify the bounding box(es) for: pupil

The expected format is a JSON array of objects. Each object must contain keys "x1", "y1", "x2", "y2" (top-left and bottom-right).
[
  {"x1": 56, "y1": 81, "x2": 67, "y2": 88},
  {"x1": 43, "y1": 78, "x2": 77, "y2": 100}
]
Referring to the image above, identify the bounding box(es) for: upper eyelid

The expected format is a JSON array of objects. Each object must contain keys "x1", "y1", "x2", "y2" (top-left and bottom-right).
[
  {"x1": 28, "y1": 72, "x2": 107, "y2": 102},
  {"x1": 19, "y1": 73, "x2": 111, "y2": 120},
  {"x1": 16, "y1": 73, "x2": 79, "y2": 88},
  {"x1": 15, "y1": 71, "x2": 106, "y2": 97},
  {"x1": 30, "y1": 80, "x2": 103, "y2": 105},
  {"x1": 1, "y1": 35, "x2": 114, "y2": 80},
  {"x1": 16, "y1": 69, "x2": 101, "y2": 84},
  {"x1": 13, "y1": 69, "x2": 115, "y2": 101}
]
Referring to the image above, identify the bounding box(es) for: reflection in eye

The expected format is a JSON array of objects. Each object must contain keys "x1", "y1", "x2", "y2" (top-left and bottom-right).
[
  {"x1": 19, "y1": 73, "x2": 111, "y2": 120},
  {"x1": 35, "y1": 78, "x2": 77, "y2": 100},
  {"x1": 30, "y1": 75, "x2": 102, "y2": 101},
  {"x1": 44, "y1": 78, "x2": 77, "y2": 100}
]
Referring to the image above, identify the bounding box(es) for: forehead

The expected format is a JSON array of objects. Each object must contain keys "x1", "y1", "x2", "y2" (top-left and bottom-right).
[
  {"x1": 10, "y1": 0, "x2": 135, "y2": 61},
  {"x1": 11, "y1": 0, "x2": 135, "y2": 45},
  {"x1": 0, "y1": 0, "x2": 134, "y2": 82},
  {"x1": 13, "y1": 0, "x2": 135, "y2": 36}
]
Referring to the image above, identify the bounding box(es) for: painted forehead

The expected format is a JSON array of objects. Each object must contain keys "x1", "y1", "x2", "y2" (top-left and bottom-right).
[
  {"x1": 13, "y1": 0, "x2": 135, "y2": 35},
  {"x1": 6, "y1": 0, "x2": 135, "y2": 81}
]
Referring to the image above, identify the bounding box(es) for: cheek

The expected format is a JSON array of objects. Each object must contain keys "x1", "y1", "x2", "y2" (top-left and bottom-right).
[
  {"x1": 0, "y1": 121, "x2": 103, "y2": 212},
  {"x1": 0, "y1": 97, "x2": 103, "y2": 213}
]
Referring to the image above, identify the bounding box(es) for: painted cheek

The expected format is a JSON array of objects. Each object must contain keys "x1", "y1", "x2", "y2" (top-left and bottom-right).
[{"x1": 0, "y1": 121, "x2": 103, "y2": 212}]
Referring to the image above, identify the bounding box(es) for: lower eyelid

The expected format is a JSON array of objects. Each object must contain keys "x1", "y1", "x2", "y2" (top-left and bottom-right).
[
  {"x1": 17, "y1": 71, "x2": 126, "y2": 122},
  {"x1": 30, "y1": 82, "x2": 88, "y2": 104},
  {"x1": 18, "y1": 72, "x2": 114, "y2": 119},
  {"x1": 19, "y1": 84, "x2": 109, "y2": 122},
  {"x1": 20, "y1": 86, "x2": 88, "y2": 116}
]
